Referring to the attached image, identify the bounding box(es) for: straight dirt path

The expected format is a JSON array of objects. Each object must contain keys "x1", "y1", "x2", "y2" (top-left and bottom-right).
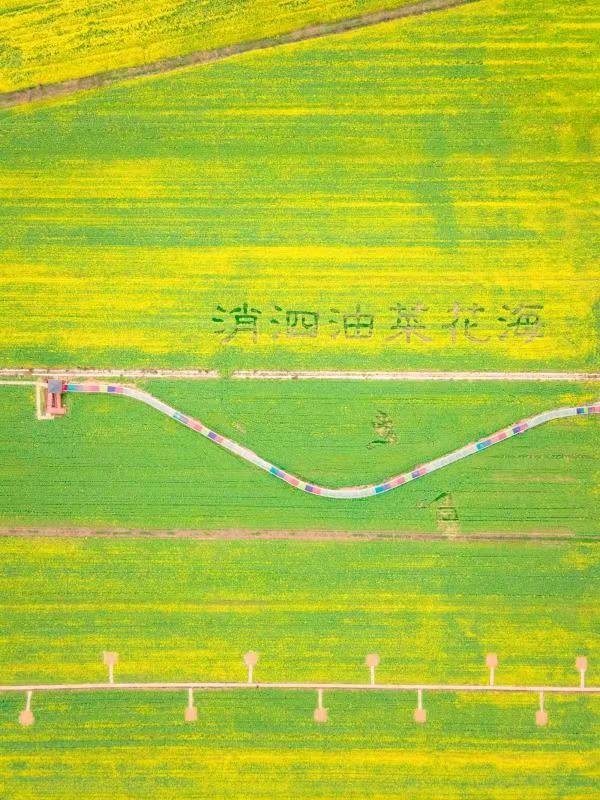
[
  {"x1": 0, "y1": 528, "x2": 586, "y2": 541},
  {"x1": 1, "y1": 370, "x2": 599, "y2": 381},
  {"x1": 231, "y1": 370, "x2": 600, "y2": 382},
  {"x1": 0, "y1": 680, "x2": 597, "y2": 695}
]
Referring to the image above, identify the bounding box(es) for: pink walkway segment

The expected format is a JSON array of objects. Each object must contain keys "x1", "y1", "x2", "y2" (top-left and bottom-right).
[{"x1": 63, "y1": 383, "x2": 600, "y2": 500}]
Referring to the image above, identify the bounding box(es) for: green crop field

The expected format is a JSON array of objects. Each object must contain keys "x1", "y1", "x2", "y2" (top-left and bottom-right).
[
  {"x1": 0, "y1": 379, "x2": 597, "y2": 534},
  {"x1": 1, "y1": 0, "x2": 598, "y2": 372},
  {"x1": 0, "y1": 537, "x2": 597, "y2": 798}
]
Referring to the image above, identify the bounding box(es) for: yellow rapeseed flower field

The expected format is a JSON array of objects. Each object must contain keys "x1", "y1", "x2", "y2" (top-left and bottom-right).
[
  {"x1": 0, "y1": 0, "x2": 413, "y2": 91},
  {"x1": 0, "y1": 0, "x2": 597, "y2": 370}
]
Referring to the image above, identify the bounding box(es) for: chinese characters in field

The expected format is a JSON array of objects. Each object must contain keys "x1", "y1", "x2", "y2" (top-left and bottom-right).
[{"x1": 211, "y1": 301, "x2": 544, "y2": 344}]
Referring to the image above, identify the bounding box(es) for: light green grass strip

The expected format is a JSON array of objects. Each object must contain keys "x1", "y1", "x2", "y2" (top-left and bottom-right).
[{"x1": 0, "y1": 380, "x2": 597, "y2": 533}]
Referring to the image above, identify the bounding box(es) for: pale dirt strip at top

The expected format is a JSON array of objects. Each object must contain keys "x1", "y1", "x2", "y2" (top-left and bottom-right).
[
  {"x1": 1, "y1": 370, "x2": 599, "y2": 381},
  {"x1": 0, "y1": 0, "x2": 479, "y2": 109}
]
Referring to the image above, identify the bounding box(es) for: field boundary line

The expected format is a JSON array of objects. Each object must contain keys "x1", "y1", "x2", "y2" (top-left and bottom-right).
[
  {"x1": 0, "y1": 370, "x2": 220, "y2": 380},
  {"x1": 0, "y1": 528, "x2": 590, "y2": 541},
  {"x1": 231, "y1": 370, "x2": 600, "y2": 382},
  {"x1": 1, "y1": 370, "x2": 600, "y2": 382},
  {"x1": 1, "y1": 681, "x2": 598, "y2": 695},
  {"x1": 0, "y1": 0, "x2": 479, "y2": 108}
]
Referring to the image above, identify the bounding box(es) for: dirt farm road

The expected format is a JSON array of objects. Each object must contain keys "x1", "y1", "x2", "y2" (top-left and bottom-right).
[{"x1": 2, "y1": 369, "x2": 599, "y2": 381}]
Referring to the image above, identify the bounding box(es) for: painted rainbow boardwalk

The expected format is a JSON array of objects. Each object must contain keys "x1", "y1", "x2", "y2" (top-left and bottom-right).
[{"x1": 62, "y1": 382, "x2": 600, "y2": 500}]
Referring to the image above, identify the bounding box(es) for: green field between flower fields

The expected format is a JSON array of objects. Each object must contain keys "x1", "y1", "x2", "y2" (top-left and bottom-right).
[{"x1": 0, "y1": 379, "x2": 597, "y2": 533}]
